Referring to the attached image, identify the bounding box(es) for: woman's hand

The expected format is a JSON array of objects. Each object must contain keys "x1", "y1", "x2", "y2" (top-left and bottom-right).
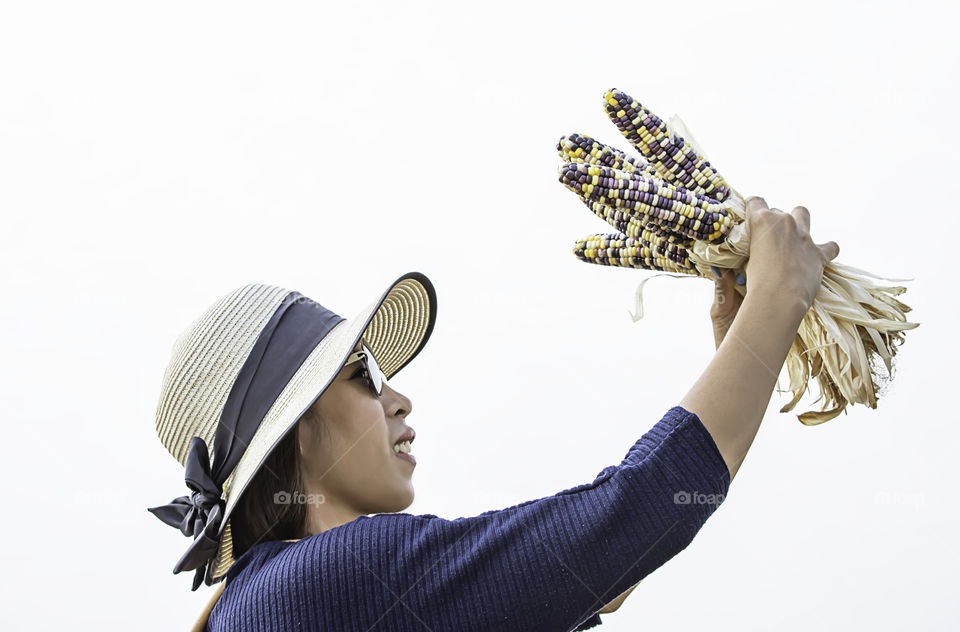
[
  {"x1": 741, "y1": 197, "x2": 840, "y2": 312},
  {"x1": 710, "y1": 197, "x2": 839, "y2": 349},
  {"x1": 682, "y1": 197, "x2": 842, "y2": 481},
  {"x1": 710, "y1": 266, "x2": 744, "y2": 350}
]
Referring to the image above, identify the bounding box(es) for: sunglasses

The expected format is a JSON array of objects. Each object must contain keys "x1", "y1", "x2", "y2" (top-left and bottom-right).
[{"x1": 345, "y1": 341, "x2": 388, "y2": 398}]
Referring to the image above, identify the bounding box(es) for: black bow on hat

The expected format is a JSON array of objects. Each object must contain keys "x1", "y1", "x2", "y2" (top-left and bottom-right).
[
  {"x1": 147, "y1": 290, "x2": 347, "y2": 591},
  {"x1": 148, "y1": 436, "x2": 226, "y2": 591}
]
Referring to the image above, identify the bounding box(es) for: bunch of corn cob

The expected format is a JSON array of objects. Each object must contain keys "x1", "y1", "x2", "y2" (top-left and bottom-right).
[{"x1": 557, "y1": 88, "x2": 919, "y2": 424}]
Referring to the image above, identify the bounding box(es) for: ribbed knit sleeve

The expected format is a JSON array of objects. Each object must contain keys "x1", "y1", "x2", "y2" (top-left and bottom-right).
[{"x1": 208, "y1": 405, "x2": 731, "y2": 632}]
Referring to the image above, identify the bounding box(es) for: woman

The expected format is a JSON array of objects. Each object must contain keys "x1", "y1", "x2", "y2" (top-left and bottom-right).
[{"x1": 148, "y1": 196, "x2": 838, "y2": 631}]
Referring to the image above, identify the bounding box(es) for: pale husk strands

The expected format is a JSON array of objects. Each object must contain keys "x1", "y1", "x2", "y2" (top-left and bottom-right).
[{"x1": 687, "y1": 183, "x2": 918, "y2": 424}]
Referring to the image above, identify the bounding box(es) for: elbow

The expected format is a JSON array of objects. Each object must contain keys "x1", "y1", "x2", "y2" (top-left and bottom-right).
[{"x1": 597, "y1": 583, "x2": 638, "y2": 613}]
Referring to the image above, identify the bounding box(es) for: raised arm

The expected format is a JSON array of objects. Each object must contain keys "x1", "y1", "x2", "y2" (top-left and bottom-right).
[
  {"x1": 680, "y1": 196, "x2": 840, "y2": 481},
  {"x1": 600, "y1": 197, "x2": 841, "y2": 618}
]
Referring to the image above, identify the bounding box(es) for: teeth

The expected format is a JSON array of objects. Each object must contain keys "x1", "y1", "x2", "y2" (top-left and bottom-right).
[{"x1": 393, "y1": 440, "x2": 412, "y2": 454}]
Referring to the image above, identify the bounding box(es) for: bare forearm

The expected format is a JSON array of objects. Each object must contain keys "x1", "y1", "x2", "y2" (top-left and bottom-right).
[
  {"x1": 679, "y1": 290, "x2": 806, "y2": 482},
  {"x1": 592, "y1": 296, "x2": 797, "y2": 616}
]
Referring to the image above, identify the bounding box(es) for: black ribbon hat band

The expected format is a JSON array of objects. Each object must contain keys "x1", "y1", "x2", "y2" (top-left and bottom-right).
[{"x1": 148, "y1": 291, "x2": 347, "y2": 590}]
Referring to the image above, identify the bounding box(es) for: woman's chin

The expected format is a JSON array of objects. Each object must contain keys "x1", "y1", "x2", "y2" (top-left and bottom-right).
[{"x1": 385, "y1": 483, "x2": 415, "y2": 513}]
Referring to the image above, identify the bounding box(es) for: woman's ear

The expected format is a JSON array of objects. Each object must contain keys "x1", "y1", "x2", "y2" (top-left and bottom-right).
[
  {"x1": 297, "y1": 408, "x2": 329, "y2": 458},
  {"x1": 297, "y1": 418, "x2": 314, "y2": 458}
]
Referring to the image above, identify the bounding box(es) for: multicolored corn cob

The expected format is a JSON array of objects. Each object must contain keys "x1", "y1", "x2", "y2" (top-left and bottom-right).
[
  {"x1": 559, "y1": 161, "x2": 734, "y2": 243},
  {"x1": 556, "y1": 88, "x2": 919, "y2": 424},
  {"x1": 573, "y1": 221, "x2": 698, "y2": 275},
  {"x1": 600, "y1": 89, "x2": 731, "y2": 202},
  {"x1": 558, "y1": 132, "x2": 664, "y2": 179}
]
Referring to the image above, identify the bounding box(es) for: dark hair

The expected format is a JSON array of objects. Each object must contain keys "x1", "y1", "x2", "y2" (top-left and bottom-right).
[{"x1": 230, "y1": 409, "x2": 322, "y2": 559}]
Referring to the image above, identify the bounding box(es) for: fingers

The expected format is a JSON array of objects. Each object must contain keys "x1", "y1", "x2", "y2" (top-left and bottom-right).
[
  {"x1": 712, "y1": 266, "x2": 734, "y2": 289},
  {"x1": 793, "y1": 206, "x2": 838, "y2": 262},
  {"x1": 744, "y1": 196, "x2": 768, "y2": 235},
  {"x1": 792, "y1": 206, "x2": 838, "y2": 261},
  {"x1": 711, "y1": 267, "x2": 745, "y2": 303},
  {"x1": 745, "y1": 196, "x2": 788, "y2": 225},
  {"x1": 710, "y1": 267, "x2": 744, "y2": 328},
  {"x1": 818, "y1": 240, "x2": 840, "y2": 261},
  {"x1": 791, "y1": 206, "x2": 810, "y2": 234},
  {"x1": 748, "y1": 197, "x2": 814, "y2": 237},
  {"x1": 745, "y1": 196, "x2": 768, "y2": 213},
  {"x1": 711, "y1": 268, "x2": 734, "y2": 312}
]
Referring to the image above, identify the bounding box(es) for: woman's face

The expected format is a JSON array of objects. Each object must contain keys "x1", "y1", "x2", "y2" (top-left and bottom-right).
[{"x1": 297, "y1": 340, "x2": 417, "y2": 522}]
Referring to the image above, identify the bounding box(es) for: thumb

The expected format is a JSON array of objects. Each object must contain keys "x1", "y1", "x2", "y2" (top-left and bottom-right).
[
  {"x1": 710, "y1": 267, "x2": 737, "y2": 314},
  {"x1": 818, "y1": 240, "x2": 840, "y2": 261},
  {"x1": 712, "y1": 266, "x2": 735, "y2": 294}
]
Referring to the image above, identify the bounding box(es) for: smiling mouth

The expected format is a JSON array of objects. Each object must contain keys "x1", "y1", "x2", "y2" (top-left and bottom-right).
[{"x1": 393, "y1": 440, "x2": 416, "y2": 464}]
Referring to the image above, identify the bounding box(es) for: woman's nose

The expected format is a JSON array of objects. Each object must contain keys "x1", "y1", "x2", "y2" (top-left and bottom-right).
[{"x1": 383, "y1": 383, "x2": 413, "y2": 417}]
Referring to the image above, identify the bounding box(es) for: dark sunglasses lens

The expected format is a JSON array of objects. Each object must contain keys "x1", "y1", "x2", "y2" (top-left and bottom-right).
[{"x1": 362, "y1": 343, "x2": 385, "y2": 396}]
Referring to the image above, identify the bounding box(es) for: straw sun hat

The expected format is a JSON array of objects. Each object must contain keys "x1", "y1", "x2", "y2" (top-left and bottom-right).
[{"x1": 147, "y1": 272, "x2": 438, "y2": 590}]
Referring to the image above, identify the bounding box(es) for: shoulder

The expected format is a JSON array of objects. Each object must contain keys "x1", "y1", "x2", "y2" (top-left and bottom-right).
[
  {"x1": 224, "y1": 513, "x2": 445, "y2": 585},
  {"x1": 211, "y1": 514, "x2": 449, "y2": 619}
]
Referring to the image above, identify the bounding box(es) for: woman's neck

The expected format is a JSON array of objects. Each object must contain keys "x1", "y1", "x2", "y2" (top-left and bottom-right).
[{"x1": 298, "y1": 493, "x2": 366, "y2": 537}]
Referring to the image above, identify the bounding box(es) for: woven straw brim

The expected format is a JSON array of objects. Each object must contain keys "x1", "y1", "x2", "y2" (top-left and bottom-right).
[{"x1": 210, "y1": 274, "x2": 436, "y2": 581}]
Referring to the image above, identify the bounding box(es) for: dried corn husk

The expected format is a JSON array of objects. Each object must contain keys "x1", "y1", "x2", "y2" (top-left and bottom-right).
[{"x1": 558, "y1": 89, "x2": 919, "y2": 423}]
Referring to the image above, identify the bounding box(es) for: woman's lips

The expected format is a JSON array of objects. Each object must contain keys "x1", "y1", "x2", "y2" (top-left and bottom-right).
[{"x1": 395, "y1": 451, "x2": 416, "y2": 465}]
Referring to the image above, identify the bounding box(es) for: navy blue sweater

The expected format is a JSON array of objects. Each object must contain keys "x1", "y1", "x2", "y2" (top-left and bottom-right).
[{"x1": 205, "y1": 406, "x2": 731, "y2": 631}]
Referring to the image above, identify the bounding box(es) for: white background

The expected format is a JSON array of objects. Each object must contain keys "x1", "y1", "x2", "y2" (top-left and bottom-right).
[{"x1": 1, "y1": 0, "x2": 957, "y2": 629}]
